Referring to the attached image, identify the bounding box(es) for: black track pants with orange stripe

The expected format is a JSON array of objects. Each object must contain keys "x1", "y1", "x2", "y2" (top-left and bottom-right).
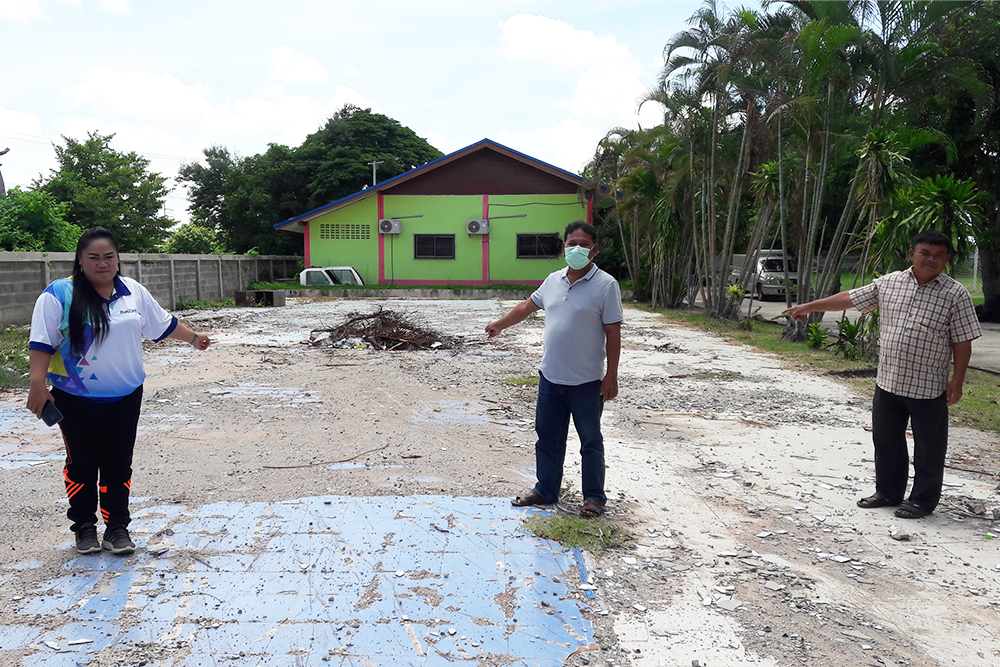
[{"x1": 52, "y1": 385, "x2": 142, "y2": 534}]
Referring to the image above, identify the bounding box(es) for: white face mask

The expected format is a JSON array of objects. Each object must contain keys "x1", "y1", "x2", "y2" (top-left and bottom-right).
[{"x1": 564, "y1": 245, "x2": 593, "y2": 270}]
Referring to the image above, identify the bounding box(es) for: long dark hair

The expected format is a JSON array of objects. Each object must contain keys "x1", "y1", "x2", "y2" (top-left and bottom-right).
[{"x1": 69, "y1": 227, "x2": 120, "y2": 357}]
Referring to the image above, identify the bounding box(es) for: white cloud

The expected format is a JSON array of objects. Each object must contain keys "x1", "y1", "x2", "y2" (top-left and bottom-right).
[
  {"x1": 557, "y1": 66, "x2": 648, "y2": 124},
  {"x1": 538, "y1": 117, "x2": 603, "y2": 173},
  {"x1": 268, "y1": 46, "x2": 330, "y2": 84},
  {"x1": 61, "y1": 66, "x2": 375, "y2": 150},
  {"x1": 64, "y1": 67, "x2": 216, "y2": 124},
  {"x1": 0, "y1": 0, "x2": 45, "y2": 20},
  {"x1": 500, "y1": 13, "x2": 633, "y2": 71},
  {"x1": 49, "y1": 68, "x2": 378, "y2": 225},
  {"x1": 322, "y1": 85, "x2": 376, "y2": 116},
  {"x1": 498, "y1": 13, "x2": 659, "y2": 172},
  {"x1": 100, "y1": 0, "x2": 129, "y2": 14},
  {"x1": 0, "y1": 105, "x2": 43, "y2": 136},
  {"x1": 424, "y1": 131, "x2": 457, "y2": 156},
  {"x1": 0, "y1": 106, "x2": 51, "y2": 188}
]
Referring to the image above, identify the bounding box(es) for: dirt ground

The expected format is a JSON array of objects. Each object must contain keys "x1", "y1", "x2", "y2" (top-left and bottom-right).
[{"x1": 1, "y1": 296, "x2": 999, "y2": 667}]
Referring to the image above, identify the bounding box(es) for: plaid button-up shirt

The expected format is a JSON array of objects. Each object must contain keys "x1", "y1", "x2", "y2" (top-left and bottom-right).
[{"x1": 849, "y1": 268, "x2": 981, "y2": 399}]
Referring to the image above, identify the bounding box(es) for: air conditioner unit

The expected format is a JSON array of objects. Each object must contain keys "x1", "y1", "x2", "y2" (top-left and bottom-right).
[
  {"x1": 378, "y1": 218, "x2": 402, "y2": 235},
  {"x1": 466, "y1": 219, "x2": 489, "y2": 235}
]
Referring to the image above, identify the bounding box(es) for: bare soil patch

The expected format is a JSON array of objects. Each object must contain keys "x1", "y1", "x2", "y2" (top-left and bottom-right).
[{"x1": 1, "y1": 296, "x2": 999, "y2": 667}]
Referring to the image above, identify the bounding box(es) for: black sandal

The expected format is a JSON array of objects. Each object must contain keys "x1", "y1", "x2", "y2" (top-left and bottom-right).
[
  {"x1": 894, "y1": 501, "x2": 931, "y2": 519},
  {"x1": 856, "y1": 493, "x2": 897, "y2": 509}
]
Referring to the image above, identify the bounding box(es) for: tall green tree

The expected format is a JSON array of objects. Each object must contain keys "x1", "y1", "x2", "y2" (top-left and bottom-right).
[
  {"x1": 38, "y1": 132, "x2": 175, "y2": 252},
  {"x1": 778, "y1": 0, "x2": 986, "y2": 337},
  {"x1": 299, "y1": 105, "x2": 444, "y2": 210},
  {"x1": 163, "y1": 223, "x2": 223, "y2": 255},
  {"x1": 179, "y1": 105, "x2": 443, "y2": 255},
  {"x1": 0, "y1": 186, "x2": 79, "y2": 251},
  {"x1": 595, "y1": 0, "x2": 994, "y2": 330},
  {"x1": 907, "y1": 0, "x2": 1000, "y2": 300}
]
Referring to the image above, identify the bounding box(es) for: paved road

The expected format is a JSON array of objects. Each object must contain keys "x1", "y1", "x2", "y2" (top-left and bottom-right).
[{"x1": 736, "y1": 297, "x2": 1000, "y2": 374}]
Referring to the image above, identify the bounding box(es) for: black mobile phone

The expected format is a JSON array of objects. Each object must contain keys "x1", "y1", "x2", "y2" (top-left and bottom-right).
[{"x1": 40, "y1": 401, "x2": 64, "y2": 427}]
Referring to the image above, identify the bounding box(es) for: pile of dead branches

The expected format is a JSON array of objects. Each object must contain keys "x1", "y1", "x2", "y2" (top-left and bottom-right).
[{"x1": 309, "y1": 307, "x2": 458, "y2": 351}]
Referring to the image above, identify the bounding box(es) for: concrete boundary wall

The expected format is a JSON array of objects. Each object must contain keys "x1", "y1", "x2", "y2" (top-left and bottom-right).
[{"x1": 0, "y1": 252, "x2": 301, "y2": 327}]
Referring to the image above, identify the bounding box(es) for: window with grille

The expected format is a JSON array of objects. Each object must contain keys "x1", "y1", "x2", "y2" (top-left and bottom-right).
[
  {"x1": 517, "y1": 233, "x2": 563, "y2": 259},
  {"x1": 414, "y1": 234, "x2": 455, "y2": 259},
  {"x1": 318, "y1": 223, "x2": 371, "y2": 240}
]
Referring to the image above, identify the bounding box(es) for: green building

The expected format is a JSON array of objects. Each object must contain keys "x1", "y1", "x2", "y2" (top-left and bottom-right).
[{"x1": 274, "y1": 139, "x2": 597, "y2": 286}]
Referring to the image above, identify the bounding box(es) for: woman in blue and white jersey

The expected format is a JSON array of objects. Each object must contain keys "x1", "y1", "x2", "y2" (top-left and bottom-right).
[{"x1": 27, "y1": 227, "x2": 212, "y2": 556}]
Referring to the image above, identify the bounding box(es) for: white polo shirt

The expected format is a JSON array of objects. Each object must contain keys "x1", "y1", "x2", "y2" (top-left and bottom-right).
[
  {"x1": 530, "y1": 264, "x2": 623, "y2": 386},
  {"x1": 29, "y1": 275, "x2": 177, "y2": 400}
]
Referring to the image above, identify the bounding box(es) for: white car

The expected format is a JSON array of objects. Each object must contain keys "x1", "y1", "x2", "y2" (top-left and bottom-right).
[
  {"x1": 731, "y1": 252, "x2": 797, "y2": 300},
  {"x1": 299, "y1": 266, "x2": 365, "y2": 287}
]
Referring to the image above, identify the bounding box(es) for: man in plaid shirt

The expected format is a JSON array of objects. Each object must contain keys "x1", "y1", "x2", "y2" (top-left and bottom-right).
[{"x1": 785, "y1": 231, "x2": 982, "y2": 519}]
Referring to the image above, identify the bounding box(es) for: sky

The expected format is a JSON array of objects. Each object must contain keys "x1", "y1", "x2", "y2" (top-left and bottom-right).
[{"x1": 0, "y1": 0, "x2": 706, "y2": 223}]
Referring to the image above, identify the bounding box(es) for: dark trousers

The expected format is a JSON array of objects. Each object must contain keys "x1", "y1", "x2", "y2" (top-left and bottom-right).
[
  {"x1": 871, "y1": 386, "x2": 948, "y2": 511},
  {"x1": 52, "y1": 386, "x2": 142, "y2": 533},
  {"x1": 533, "y1": 373, "x2": 606, "y2": 506}
]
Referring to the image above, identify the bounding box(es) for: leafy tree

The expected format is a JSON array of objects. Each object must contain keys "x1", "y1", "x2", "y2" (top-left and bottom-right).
[
  {"x1": 906, "y1": 0, "x2": 1000, "y2": 300},
  {"x1": 179, "y1": 106, "x2": 443, "y2": 255},
  {"x1": 163, "y1": 223, "x2": 223, "y2": 254},
  {"x1": 297, "y1": 105, "x2": 444, "y2": 209},
  {"x1": 178, "y1": 146, "x2": 238, "y2": 229},
  {"x1": 0, "y1": 186, "x2": 80, "y2": 251},
  {"x1": 597, "y1": 0, "x2": 990, "y2": 331},
  {"x1": 38, "y1": 132, "x2": 176, "y2": 252},
  {"x1": 872, "y1": 174, "x2": 985, "y2": 269}
]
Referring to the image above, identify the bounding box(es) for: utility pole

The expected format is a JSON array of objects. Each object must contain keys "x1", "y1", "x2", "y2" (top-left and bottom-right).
[
  {"x1": 0, "y1": 147, "x2": 9, "y2": 198},
  {"x1": 367, "y1": 159, "x2": 383, "y2": 186}
]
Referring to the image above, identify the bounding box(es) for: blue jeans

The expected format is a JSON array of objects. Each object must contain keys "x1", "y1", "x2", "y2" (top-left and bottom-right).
[{"x1": 532, "y1": 373, "x2": 606, "y2": 505}]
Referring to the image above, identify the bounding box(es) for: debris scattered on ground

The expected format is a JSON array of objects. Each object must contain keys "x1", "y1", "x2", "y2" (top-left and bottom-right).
[
  {"x1": 942, "y1": 495, "x2": 1000, "y2": 520},
  {"x1": 308, "y1": 307, "x2": 459, "y2": 351},
  {"x1": 888, "y1": 526, "x2": 910, "y2": 541}
]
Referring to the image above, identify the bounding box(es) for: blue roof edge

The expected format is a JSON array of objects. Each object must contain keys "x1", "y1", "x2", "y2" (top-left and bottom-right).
[{"x1": 273, "y1": 138, "x2": 588, "y2": 230}]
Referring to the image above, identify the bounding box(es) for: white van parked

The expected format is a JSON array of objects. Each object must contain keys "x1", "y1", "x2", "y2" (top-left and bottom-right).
[{"x1": 731, "y1": 250, "x2": 798, "y2": 300}]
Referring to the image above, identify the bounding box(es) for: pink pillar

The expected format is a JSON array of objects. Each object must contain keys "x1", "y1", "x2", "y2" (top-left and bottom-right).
[
  {"x1": 481, "y1": 195, "x2": 490, "y2": 284},
  {"x1": 378, "y1": 194, "x2": 385, "y2": 285},
  {"x1": 303, "y1": 223, "x2": 311, "y2": 267}
]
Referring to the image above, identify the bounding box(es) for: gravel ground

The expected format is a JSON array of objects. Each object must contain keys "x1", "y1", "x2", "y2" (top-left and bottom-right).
[{"x1": 1, "y1": 296, "x2": 999, "y2": 667}]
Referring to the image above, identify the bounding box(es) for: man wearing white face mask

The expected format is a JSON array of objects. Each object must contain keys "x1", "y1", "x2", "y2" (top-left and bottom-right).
[{"x1": 486, "y1": 221, "x2": 623, "y2": 518}]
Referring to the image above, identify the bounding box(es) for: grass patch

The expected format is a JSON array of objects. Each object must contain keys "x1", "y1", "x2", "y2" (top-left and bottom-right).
[
  {"x1": 500, "y1": 376, "x2": 539, "y2": 386},
  {"x1": 954, "y1": 372, "x2": 1000, "y2": 433},
  {"x1": 0, "y1": 326, "x2": 30, "y2": 390},
  {"x1": 522, "y1": 513, "x2": 632, "y2": 556},
  {"x1": 175, "y1": 298, "x2": 236, "y2": 310}
]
